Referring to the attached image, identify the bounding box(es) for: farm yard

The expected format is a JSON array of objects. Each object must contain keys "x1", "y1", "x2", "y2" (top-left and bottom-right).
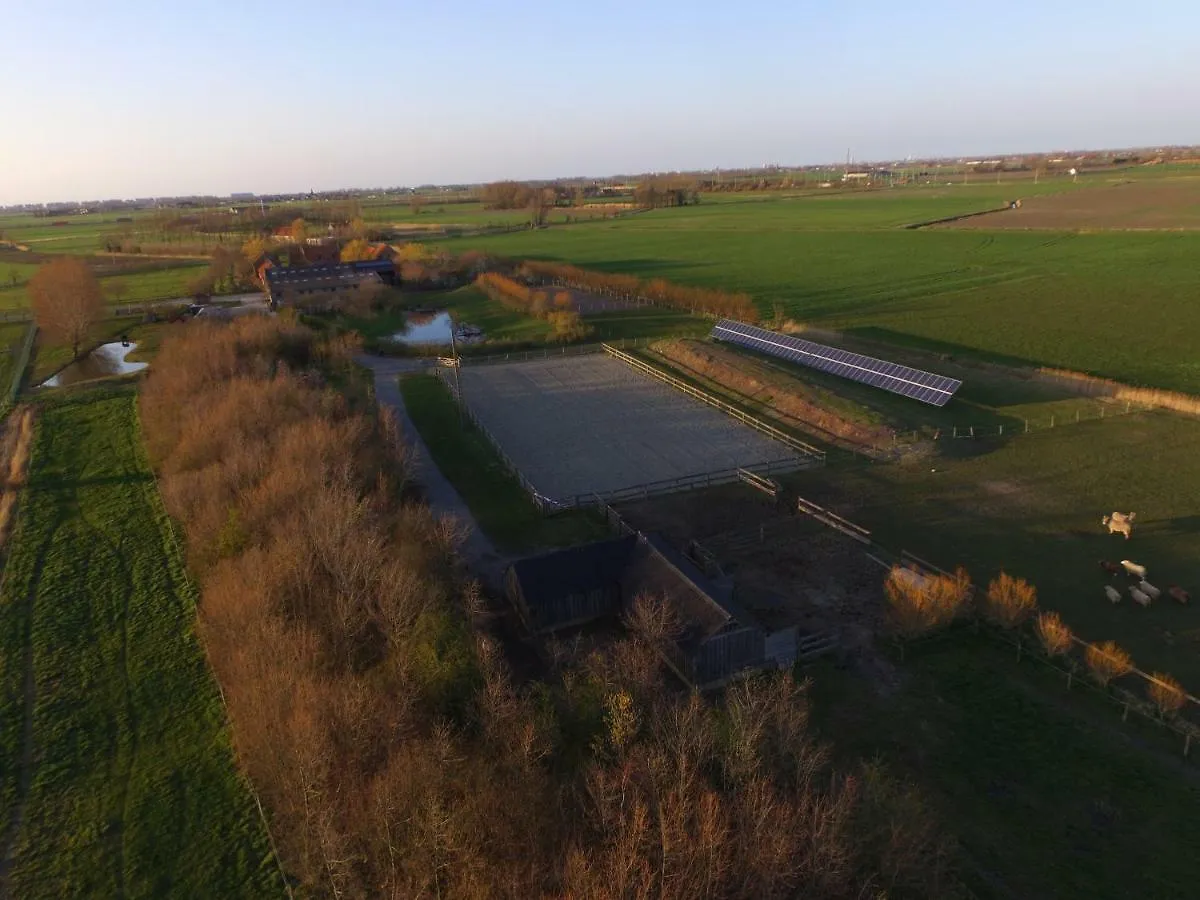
[
  {"x1": 0, "y1": 387, "x2": 280, "y2": 898},
  {"x1": 456, "y1": 352, "x2": 806, "y2": 504}
]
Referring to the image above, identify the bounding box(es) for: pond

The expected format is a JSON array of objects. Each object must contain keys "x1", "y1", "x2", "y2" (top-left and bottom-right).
[
  {"x1": 390, "y1": 311, "x2": 483, "y2": 346},
  {"x1": 40, "y1": 341, "x2": 148, "y2": 388}
]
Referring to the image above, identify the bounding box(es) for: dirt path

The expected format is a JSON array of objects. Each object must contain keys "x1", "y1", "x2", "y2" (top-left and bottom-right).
[{"x1": 357, "y1": 355, "x2": 509, "y2": 591}]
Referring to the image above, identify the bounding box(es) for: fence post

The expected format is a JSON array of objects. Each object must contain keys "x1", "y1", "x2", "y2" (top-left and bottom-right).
[
  {"x1": 952, "y1": 426, "x2": 957, "y2": 439},
  {"x1": 1050, "y1": 415, "x2": 1056, "y2": 428},
  {"x1": 1024, "y1": 419, "x2": 1029, "y2": 434},
  {"x1": 1126, "y1": 401, "x2": 1131, "y2": 413},
  {"x1": 999, "y1": 424, "x2": 1004, "y2": 437},
  {"x1": 1076, "y1": 410, "x2": 1081, "y2": 423}
]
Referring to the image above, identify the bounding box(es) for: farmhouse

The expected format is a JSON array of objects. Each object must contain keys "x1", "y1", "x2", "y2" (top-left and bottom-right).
[
  {"x1": 263, "y1": 256, "x2": 397, "y2": 308},
  {"x1": 505, "y1": 531, "x2": 798, "y2": 688}
]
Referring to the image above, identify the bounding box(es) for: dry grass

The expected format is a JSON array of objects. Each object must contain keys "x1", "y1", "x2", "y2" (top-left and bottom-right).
[
  {"x1": 1085, "y1": 640, "x2": 1134, "y2": 686},
  {"x1": 653, "y1": 338, "x2": 893, "y2": 449},
  {"x1": 1146, "y1": 671, "x2": 1187, "y2": 719},
  {"x1": 0, "y1": 406, "x2": 35, "y2": 547},
  {"x1": 982, "y1": 571, "x2": 1038, "y2": 630},
  {"x1": 1034, "y1": 611, "x2": 1073, "y2": 657},
  {"x1": 1038, "y1": 366, "x2": 1200, "y2": 416},
  {"x1": 884, "y1": 565, "x2": 970, "y2": 639}
]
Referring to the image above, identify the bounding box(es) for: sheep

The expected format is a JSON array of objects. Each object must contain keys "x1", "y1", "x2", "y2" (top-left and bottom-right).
[
  {"x1": 1138, "y1": 580, "x2": 1161, "y2": 601},
  {"x1": 1102, "y1": 511, "x2": 1135, "y2": 539},
  {"x1": 1168, "y1": 585, "x2": 1190, "y2": 605},
  {"x1": 1104, "y1": 585, "x2": 1122, "y2": 604},
  {"x1": 1098, "y1": 560, "x2": 1123, "y2": 577},
  {"x1": 1120, "y1": 560, "x2": 1146, "y2": 579},
  {"x1": 1129, "y1": 586, "x2": 1152, "y2": 607}
]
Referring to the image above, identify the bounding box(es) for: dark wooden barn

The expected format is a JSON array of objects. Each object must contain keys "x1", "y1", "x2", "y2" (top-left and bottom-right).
[{"x1": 505, "y1": 531, "x2": 798, "y2": 688}]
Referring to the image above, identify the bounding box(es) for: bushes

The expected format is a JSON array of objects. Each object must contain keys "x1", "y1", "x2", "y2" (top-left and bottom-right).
[
  {"x1": 517, "y1": 259, "x2": 759, "y2": 321},
  {"x1": 1034, "y1": 611, "x2": 1073, "y2": 657},
  {"x1": 884, "y1": 565, "x2": 969, "y2": 639},
  {"x1": 475, "y1": 273, "x2": 592, "y2": 343},
  {"x1": 1084, "y1": 640, "x2": 1134, "y2": 687},
  {"x1": 982, "y1": 572, "x2": 1038, "y2": 629},
  {"x1": 1147, "y1": 672, "x2": 1187, "y2": 719}
]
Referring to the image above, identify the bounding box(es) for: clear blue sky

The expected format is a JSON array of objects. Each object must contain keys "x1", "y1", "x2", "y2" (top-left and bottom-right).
[{"x1": 1, "y1": 0, "x2": 1197, "y2": 204}]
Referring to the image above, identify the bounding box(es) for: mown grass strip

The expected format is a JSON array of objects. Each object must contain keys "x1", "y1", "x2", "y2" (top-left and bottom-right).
[{"x1": 0, "y1": 386, "x2": 282, "y2": 899}]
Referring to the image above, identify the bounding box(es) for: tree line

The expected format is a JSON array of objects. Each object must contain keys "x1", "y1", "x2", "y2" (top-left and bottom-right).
[
  {"x1": 884, "y1": 565, "x2": 1192, "y2": 722},
  {"x1": 139, "y1": 317, "x2": 959, "y2": 898},
  {"x1": 475, "y1": 272, "x2": 592, "y2": 342},
  {"x1": 517, "y1": 259, "x2": 760, "y2": 321}
]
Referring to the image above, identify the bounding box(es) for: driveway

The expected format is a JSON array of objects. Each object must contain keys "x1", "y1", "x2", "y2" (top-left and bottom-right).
[{"x1": 357, "y1": 354, "x2": 508, "y2": 590}]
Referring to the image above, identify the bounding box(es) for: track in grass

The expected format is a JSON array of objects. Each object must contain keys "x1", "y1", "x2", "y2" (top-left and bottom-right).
[{"x1": 0, "y1": 387, "x2": 282, "y2": 899}]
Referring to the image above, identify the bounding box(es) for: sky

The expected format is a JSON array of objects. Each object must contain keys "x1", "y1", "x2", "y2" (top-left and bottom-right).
[{"x1": 1, "y1": 0, "x2": 1198, "y2": 204}]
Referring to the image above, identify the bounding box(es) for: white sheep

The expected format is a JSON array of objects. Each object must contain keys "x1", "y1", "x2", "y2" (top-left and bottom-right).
[
  {"x1": 1102, "y1": 511, "x2": 1135, "y2": 539},
  {"x1": 1138, "y1": 580, "x2": 1161, "y2": 601},
  {"x1": 1129, "y1": 586, "x2": 1152, "y2": 607},
  {"x1": 1104, "y1": 585, "x2": 1122, "y2": 604},
  {"x1": 1120, "y1": 560, "x2": 1146, "y2": 579}
]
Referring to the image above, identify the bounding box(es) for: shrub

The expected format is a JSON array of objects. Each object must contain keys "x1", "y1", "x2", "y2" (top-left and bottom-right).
[
  {"x1": 884, "y1": 565, "x2": 969, "y2": 639},
  {"x1": 1085, "y1": 640, "x2": 1133, "y2": 686},
  {"x1": 1034, "y1": 611, "x2": 1073, "y2": 657},
  {"x1": 982, "y1": 571, "x2": 1038, "y2": 629},
  {"x1": 1146, "y1": 671, "x2": 1187, "y2": 719}
]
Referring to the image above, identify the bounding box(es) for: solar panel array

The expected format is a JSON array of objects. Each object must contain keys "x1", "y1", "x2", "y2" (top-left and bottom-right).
[{"x1": 712, "y1": 320, "x2": 963, "y2": 407}]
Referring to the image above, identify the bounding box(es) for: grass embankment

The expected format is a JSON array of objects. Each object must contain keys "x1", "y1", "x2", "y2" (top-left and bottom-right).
[
  {"x1": 450, "y1": 187, "x2": 1200, "y2": 393},
  {"x1": 812, "y1": 634, "x2": 1200, "y2": 899},
  {"x1": 400, "y1": 374, "x2": 607, "y2": 552},
  {"x1": 0, "y1": 387, "x2": 281, "y2": 898}
]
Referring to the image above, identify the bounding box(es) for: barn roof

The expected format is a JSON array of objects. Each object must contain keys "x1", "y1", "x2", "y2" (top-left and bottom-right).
[
  {"x1": 507, "y1": 535, "x2": 638, "y2": 608},
  {"x1": 625, "y1": 534, "x2": 762, "y2": 651}
]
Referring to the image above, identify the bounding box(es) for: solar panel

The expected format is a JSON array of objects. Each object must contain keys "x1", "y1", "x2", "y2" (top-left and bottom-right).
[{"x1": 712, "y1": 320, "x2": 962, "y2": 407}]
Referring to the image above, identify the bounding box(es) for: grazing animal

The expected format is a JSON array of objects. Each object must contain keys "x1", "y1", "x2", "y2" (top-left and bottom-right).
[
  {"x1": 1120, "y1": 560, "x2": 1147, "y2": 579},
  {"x1": 1099, "y1": 560, "x2": 1123, "y2": 577},
  {"x1": 1130, "y1": 586, "x2": 1152, "y2": 607},
  {"x1": 1168, "y1": 585, "x2": 1190, "y2": 605},
  {"x1": 1138, "y1": 580, "x2": 1161, "y2": 601},
  {"x1": 1104, "y1": 585, "x2": 1122, "y2": 604},
  {"x1": 1102, "y1": 512, "x2": 1135, "y2": 539}
]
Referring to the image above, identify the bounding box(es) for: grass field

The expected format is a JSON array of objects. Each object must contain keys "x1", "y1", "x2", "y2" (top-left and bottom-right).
[
  {"x1": 811, "y1": 634, "x2": 1200, "y2": 900},
  {"x1": 0, "y1": 387, "x2": 281, "y2": 898},
  {"x1": 788, "y1": 411, "x2": 1200, "y2": 690},
  {"x1": 400, "y1": 374, "x2": 607, "y2": 552},
  {"x1": 449, "y1": 181, "x2": 1200, "y2": 394}
]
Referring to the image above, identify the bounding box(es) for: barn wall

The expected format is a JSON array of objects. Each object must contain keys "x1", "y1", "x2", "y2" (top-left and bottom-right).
[
  {"x1": 533, "y1": 584, "x2": 622, "y2": 632},
  {"x1": 691, "y1": 627, "x2": 765, "y2": 686}
]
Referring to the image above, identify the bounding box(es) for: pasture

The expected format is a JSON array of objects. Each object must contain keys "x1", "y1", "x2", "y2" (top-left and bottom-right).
[
  {"x1": 787, "y1": 410, "x2": 1200, "y2": 690},
  {"x1": 0, "y1": 387, "x2": 281, "y2": 898},
  {"x1": 450, "y1": 187, "x2": 1200, "y2": 393},
  {"x1": 457, "y1": 354, "x2": 799, "y2": 504}
]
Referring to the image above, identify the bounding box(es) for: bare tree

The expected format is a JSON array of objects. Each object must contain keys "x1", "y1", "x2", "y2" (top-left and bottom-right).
[{"x1": 29, "y1": 258, "x2": 104, "y2": 359}]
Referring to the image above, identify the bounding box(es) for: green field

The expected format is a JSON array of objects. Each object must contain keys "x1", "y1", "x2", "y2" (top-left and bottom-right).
[
  {"x1": 449, "y1": 179, "x2": 1200, "y2": 393},
  {"x1": 789, "y1": 410, "x2": 1200, "y2": 689},
  {"x1": 812, "y1": 634, "x2": 1200, "y2": 900},
  {"x1": 0, "y1": 260, "x2": 206, "y2": 311},
  {"x1": 400, "y1": 374, "x2": 607, "y2": 552},
  {"x1": 0, "y1": 387, "x2": 282, "y2": 898}
]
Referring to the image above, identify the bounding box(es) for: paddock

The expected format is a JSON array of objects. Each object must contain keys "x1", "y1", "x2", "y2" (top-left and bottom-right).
[{"x1": 456, "y1": 354, "x2": 800, "y2": 503}]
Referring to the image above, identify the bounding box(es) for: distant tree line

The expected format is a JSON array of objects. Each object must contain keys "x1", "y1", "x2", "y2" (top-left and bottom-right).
[
  {"x1": 633, "y1": 176, "x2": 701, "y2": 208},
  {"x1": 518, "y1": 259, "x2": 759, "y2": 321}
]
